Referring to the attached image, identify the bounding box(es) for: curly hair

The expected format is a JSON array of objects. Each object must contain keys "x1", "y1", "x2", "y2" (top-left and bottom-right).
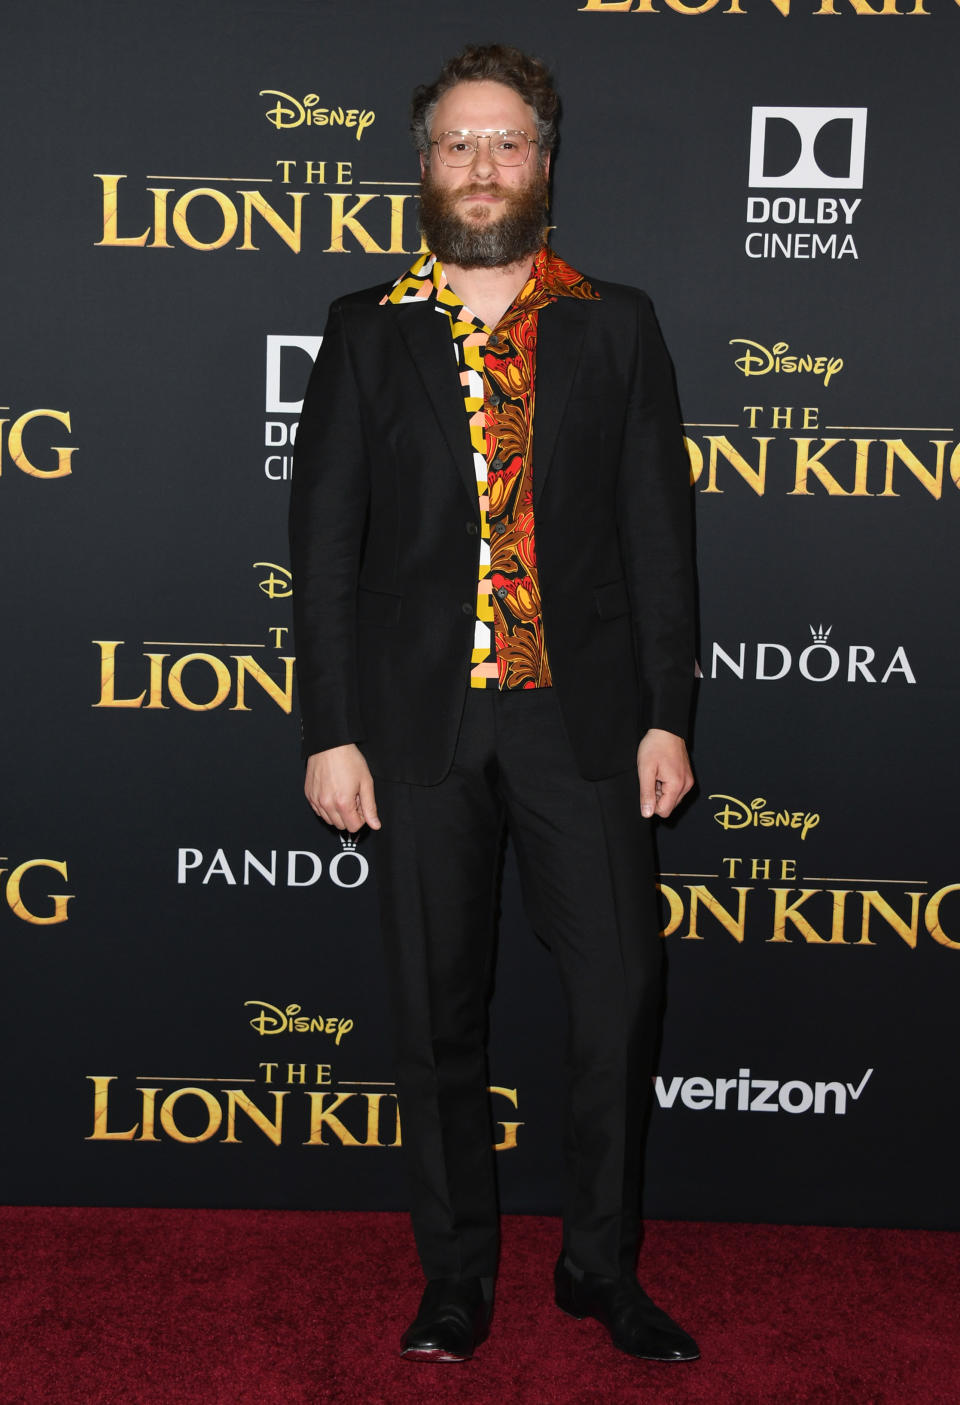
[{"x1": 411, "y1": 44, "x2": 559, "y2": 165}]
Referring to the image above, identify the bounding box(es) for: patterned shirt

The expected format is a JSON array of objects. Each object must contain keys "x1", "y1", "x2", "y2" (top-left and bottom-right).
[{"x1": 384, "y1": 247, "x2": 598, "y2": 689}]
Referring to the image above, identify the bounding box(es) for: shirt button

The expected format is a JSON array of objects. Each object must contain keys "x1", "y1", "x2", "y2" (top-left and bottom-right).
[
  {"x1": 466, "y1": 521, "x2": 478, "y2": 535},
  {"x1": 461, "y1": 602, "x2": 474, "y2": 616}
]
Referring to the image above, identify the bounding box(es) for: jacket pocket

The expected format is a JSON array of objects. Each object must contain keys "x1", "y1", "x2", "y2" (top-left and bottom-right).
[
  {"x1": 357, "y1": 587, "x2": 402, "y2": 627},
  {"x1": 594, "y1": 578, "x2": 630, "y2": 621}
]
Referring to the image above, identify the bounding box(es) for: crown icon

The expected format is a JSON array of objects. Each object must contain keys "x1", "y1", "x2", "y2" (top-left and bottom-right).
[
  {"x1": 809, "y1": 624, "x2": 832, "y2": 643},
  {"x1": 338, "y1": 833, "x2": 358, "y2": 852}
]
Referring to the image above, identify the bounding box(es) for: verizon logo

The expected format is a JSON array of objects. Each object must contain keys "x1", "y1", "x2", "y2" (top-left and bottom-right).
[{"x1": 654, "y1": 1067, "x2": 873, "y2": 1116}]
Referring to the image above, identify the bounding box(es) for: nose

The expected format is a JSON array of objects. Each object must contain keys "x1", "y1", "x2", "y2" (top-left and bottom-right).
[{"x1": 468, "y1": 135, "x2": 496, "y2": 179}]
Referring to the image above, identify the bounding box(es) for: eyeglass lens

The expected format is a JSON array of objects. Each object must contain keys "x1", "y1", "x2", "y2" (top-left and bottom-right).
[{"x1": 435, "y1": 132, "x2": 532, "y2": 167}]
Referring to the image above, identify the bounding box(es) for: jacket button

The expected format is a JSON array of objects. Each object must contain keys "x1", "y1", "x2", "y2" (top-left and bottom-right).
[
  {"x1": 461, "y1": 602, "x2": 474, "y2": 616},
  {"x1": 466, "y1": 521, "x2": 478, "y2": 535}
]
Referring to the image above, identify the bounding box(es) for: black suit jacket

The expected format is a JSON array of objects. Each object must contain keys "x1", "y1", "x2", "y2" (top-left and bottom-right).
[{"x1": 289, "y1": 270, "x2": 695, "y2": 784}]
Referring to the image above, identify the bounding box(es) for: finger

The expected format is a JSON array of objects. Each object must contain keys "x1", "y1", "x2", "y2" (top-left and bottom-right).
[
  {"x1": 358, "y1": 773, "x2": 381, "y2": 831},
  {"x1": 656, "y1": 768, "x2": 690, "y2": 818},
  {"x1": 338, "y1": 791, "x2": 366, "y2": 834},
  {"x1": 655, "y1": 780, "x2": 680, "y2": 818},
  {"x1": 638, "y1": 758, "x2": 658, "y2": 819}
]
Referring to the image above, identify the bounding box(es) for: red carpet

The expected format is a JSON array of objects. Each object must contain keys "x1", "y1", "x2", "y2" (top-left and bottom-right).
[{"x1": 1, "y1": 1209, "x2": 957, "y2": 1403}]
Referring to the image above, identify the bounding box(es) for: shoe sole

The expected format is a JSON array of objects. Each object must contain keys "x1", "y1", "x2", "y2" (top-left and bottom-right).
[{"x1": 401, "y1": 1346, "x2": 471, "y2": 1363}]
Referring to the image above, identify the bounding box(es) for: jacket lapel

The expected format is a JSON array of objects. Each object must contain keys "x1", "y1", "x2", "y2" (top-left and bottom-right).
[
  {"x1": 532, "y1": 296, "x2": 590, "y2": 507},
  {"x1": 392, "y1": 300, "x2": 479, "y2": 510}
]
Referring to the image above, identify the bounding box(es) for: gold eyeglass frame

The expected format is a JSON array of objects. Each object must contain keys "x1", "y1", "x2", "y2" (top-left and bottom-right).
[{"x1": 431, "y1": 129, "x2": 538, "y2": 167}]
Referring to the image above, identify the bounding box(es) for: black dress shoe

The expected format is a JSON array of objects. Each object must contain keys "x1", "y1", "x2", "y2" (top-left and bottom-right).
[
  {"x1": 400, "y1": 1277, "x2": 491, "y2": 1362},
  {"x1": 554, "y1": 1253, "x2": 699, "y2": 1362}
]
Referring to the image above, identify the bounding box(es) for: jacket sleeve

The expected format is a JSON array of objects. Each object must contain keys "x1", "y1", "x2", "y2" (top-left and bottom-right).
[
  {"x1": 617, "y1": 292, "x2": 697, "y2": 741},
  {"x1": 289, "y1": 300, "x2": 370, "y2": 758}
]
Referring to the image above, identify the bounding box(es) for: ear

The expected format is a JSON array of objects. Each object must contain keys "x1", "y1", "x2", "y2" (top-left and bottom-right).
[
  {"x1": 419, "y1": 152, "x2": 427, "y2": 178},
  {"x1": 543, "y1": 150, "x2": 551, "y2": 180}
]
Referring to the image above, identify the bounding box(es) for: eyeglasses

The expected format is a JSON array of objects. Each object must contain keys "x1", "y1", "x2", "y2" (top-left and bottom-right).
[{"x1": 431, "y1": 130, "x2": 537, "y2": 167}]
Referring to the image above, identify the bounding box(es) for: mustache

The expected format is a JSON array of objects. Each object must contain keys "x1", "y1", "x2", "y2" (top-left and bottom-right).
[
  {"x1": 432, "y1": 179, "x2": 511, "y2": 200},
  {"x1": 460, "y1": 181, "x2": 507, "y2": 196}
]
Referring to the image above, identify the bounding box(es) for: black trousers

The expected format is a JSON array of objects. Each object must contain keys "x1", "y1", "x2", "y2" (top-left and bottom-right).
[{"x1": 372, "y1": 687, "x2": 662, "y2": 1281}]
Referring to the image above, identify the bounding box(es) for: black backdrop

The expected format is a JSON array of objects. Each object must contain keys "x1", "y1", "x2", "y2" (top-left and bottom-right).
[{"x1": 3, "y1": 0, "x2": 958, "y2": 1229}]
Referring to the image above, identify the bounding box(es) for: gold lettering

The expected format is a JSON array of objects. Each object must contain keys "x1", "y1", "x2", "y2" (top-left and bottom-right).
[
  {"x1": 148, "y1": 188, "x2": 173, "y2": 248},
  {"x1": 816, "y1": 0, "x2": 926, "y2": 13},
  {"x1": 138, "y1": 1087, "x2": 160, "y2": 1142},
  {"x1": 725, "y1": 0, "x2": 790, "y2": 13},
  {"x1": 789, "y1": 438, "x2": 850, "y2": 495},
  {"x1": 304, "y1": 1091, "x2": 362, "y2": 1146},
  {"x1": 879, "y1": 439, "x2": 948, "y2": 499},
  {"x1": 7, "y1": 409, "x2": 76, "y2": 478},
  {"x1": 858, "y1": 890, "x2": 924, "y2": 949},
  {"x1": 657, "y1": 881, "x2": 685, "y2": 936},
  {"x1": 167, "y1": 653, "x2": 232, "y2": 711},
  {"x1": 238, "y1": 189, "x2": 306, "y2": 252},
  {"x1": 685, "y1": 885, "x2": 752, "y2": 942},
  {"x1": 231, "y1": 654, "x2": 295, "y2": 713},
  {"x1": 770, "y1": 887, "x2": 851, "y2": 944},
  {"x1": 94, "y1": 174, "x2": 150, "y2": 247},
  {"x1": 222, "y1": 1089, "x2": 287, "y2": 1144},
  {"x1": 698, "y1": 435, "x2": 771, "y2": 494},
  {"x1": 325, "y1": 194, "x2": 388, "y2": 253},
  {"x1": 490, "y1": 1086, "x2": 523, "y2": 1150},
  {"x1": 387, "y1": 194, "x2": 416, "y2": 253},
  {"x1": 86, "y1": 1075, "x2": 139, "y2": 1140},
  {"x1": 577, "y1": 0, "x2": 636, "y2": 8},
  {"x1": 925, "y1": 884, "x2": 960, "y2": 950},
  {"x1": 144, "y1": 653, "x2": 169, "y2": 709},
  {"x1": 92, "y1": 641, "x2": 146, "y2": 709},
  {"x1": 361, "y1": 1092, "x2": 399, "y2": 1147},
  {"x1": 172, "y1": 188, "x2": 238, "y2": 252},
  {"x1": 159, "y1": 1087, "x2": 223, "y2": 1143},
  {"x1": 6, "y1": 858, "x2": 73, "y2": 925}
]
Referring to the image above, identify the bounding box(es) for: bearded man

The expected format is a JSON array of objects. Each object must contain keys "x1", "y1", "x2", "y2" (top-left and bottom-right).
[{"x1": 290, "y1": 43, "x2": 699, "y2": 1366}]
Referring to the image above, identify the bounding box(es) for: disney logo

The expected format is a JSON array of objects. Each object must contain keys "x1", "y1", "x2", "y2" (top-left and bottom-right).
[
  {"x1": 709, "y1": 794, "x2": 820, "y2": 842},
  {"x1": 730, "y1": 339, "x2": 843, "y2": 387},
  {"x1": 260, "y1": 91, "x2": 375, "y2": 139},
  {"x1": 245, "y1": 1001, "x2": 354, "y2": 1043},
  {"x1": 254, "y1": 561, "x2": 292, "y2": 599}
]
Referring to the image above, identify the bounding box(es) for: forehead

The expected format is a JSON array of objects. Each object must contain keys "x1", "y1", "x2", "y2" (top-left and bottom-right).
[{"x1": 431, "y1": 80, "x2": 535, "y2": 136}]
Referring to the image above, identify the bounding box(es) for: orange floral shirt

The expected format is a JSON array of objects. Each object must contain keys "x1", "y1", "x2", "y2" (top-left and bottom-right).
[{"x1": 384, "y1": 247, "x2": 598, "y2": 689}]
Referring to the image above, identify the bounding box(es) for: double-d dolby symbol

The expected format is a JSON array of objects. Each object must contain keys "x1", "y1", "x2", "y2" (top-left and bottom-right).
[{"x1": 749, "y1": 107, "x2": 867, "y2": 189}]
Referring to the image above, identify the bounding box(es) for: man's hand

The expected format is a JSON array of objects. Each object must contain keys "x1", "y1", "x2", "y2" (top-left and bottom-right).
[
  {"x1": 637, "y1": 728, "x2": 694, "y2": 820},
  {"x1": 304, "y1": 744, "x2": 381, "y2": 833}
]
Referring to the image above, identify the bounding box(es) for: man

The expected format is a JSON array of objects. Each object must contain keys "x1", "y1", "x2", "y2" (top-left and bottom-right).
[{"x1": 290, "y1": 44, "x2": 698, "y2": 1366}]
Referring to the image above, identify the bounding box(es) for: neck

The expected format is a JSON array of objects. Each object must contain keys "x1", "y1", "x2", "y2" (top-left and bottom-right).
[{"x1": 442, "y1": 251, "x2": 539, "y2": 329}]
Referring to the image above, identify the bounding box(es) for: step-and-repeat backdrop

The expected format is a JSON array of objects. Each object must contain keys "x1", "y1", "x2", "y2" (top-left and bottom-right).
[{"x1": 4, "y1": 0, "x2": 957, "y2": 1229}]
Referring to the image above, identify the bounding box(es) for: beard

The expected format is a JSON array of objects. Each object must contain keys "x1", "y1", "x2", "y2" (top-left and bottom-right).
[{"x1": 419, "y1": 165, "x2": 550, "y2": 269}]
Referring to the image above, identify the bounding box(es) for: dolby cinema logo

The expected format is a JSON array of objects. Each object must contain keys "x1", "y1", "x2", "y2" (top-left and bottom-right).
[
  {"x1": 263, "y1": 334, "x2": 321, "y2": 481},
  {"x1": 745, "y1": 107, "x2": 866, "y2": 262}
]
